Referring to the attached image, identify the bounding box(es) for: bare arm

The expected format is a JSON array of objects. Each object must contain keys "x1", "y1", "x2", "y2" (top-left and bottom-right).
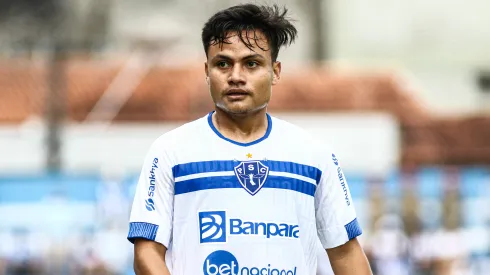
[
  {"x1": 134, "y1": 239, "x2": 170, "y2": 275},
  {"x1": 326, "y1": 238, "x2": 372, "y2": 275}
]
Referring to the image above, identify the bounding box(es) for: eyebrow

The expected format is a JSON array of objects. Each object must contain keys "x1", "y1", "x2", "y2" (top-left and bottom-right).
[{"x1": 211, "y1": 53, "x2": 265, "y2": 62}]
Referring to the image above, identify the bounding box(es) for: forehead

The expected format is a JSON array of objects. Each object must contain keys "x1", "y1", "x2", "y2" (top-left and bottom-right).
[{"x1": 208, "y1": 30, "x2": 271, "y2": 59}]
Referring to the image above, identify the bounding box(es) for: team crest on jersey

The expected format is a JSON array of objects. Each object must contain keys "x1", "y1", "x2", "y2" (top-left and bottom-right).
[{"x1": 234, "y1": 161, "x2": 269, "y2": 195}]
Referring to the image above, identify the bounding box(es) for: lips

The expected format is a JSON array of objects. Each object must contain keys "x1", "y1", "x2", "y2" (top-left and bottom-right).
[
  {"x1": 225, "y1": 88, "x2": 250, "y2": 96},
  {"x1": 224, "y1": 89, "x2": 250, "y2": 100}
]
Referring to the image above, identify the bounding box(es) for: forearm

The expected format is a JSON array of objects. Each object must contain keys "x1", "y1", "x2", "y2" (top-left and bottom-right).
[
  {"x1": 134, "y1": 239, "x2": 170, "y2": 275},
  {"x1": 327, "y1": 238, "x2": 372, "y2": 275}
]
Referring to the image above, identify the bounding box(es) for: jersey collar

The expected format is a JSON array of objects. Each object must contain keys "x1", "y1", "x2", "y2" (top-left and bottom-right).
[{"x1": 207, "y1": 111, "x2": 272, "y2": 147}]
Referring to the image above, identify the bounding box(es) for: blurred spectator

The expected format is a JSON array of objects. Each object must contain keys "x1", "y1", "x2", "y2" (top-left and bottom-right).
[
  {"x1": 69, "y1": 228, "x2": 110, "y2": 275},
  {"x1": 3, "y1": 228, "x2": 44, "y2": 275},
  {"x1": 365, "y1": 214, "x2": 411, "y2": 275},
  {"x1": 411, "y1": 226, "x2": 471, "y2": 275},
  {"x1": 92, "y1": 227, "x2": 132, "y2": 274},
  {"x1": 431, "y1": 227, "x2": 468, "y2": 275},
  {"x1": 0, "y1": 231, "x2": 10, "y2": 275}
]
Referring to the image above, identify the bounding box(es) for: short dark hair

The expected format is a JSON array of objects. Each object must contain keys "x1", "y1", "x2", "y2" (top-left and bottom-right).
[{"x1": 201, "y1": 3, "x2": 297, "y2": 62}]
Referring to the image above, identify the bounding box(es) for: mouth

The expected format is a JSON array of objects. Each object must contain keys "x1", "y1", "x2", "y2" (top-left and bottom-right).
[{"x1": 224, "y1": 89, "x2": 250, "y2": 100}]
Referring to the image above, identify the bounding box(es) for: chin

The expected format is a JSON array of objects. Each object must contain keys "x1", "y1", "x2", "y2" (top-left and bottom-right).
[
  {"x1": 216, "y1": 102, "x2": 268, "y2": 116},
  {"x1": 224, "y1": 107, "x2": 252, "y2": 115},
  {"x1": 216, "y1": 102, "x2": 243, "y2": 112}
]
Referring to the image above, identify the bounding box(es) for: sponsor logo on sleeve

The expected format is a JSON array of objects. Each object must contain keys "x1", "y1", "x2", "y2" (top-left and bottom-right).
[
  {"x1": 332, "y1": 153, "x2": 339, "y2": 166},
  {"x1": 145, "y1": 158, "x2": 159, "y2": 211},
  {"x1": 337, "y1": 166, "x2": 350, "y2": 206},
  {"x1": 331, "y1": 153, "x2": 350, "y2": 206}
]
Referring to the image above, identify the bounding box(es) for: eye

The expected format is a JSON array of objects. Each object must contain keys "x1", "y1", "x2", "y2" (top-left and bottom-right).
[
  {"x1": 247, "y1": 61, "x2": 258, "y2": 68},
  {"x1": 217, "y1": 61, "x2": 229, "y2": 68}
]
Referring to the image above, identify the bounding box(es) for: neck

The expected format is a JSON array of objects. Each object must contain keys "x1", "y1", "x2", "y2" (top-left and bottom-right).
[{"x1": 212, "y1": 108, "x2": 269, "y2": 143}]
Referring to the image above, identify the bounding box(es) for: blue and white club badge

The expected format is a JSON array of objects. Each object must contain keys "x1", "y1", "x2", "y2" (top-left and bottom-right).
[{"x1": 234, "y1": 161, "x2": 269, "y2": 195}]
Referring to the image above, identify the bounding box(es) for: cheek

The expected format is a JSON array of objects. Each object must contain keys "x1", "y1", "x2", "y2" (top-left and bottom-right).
[
  {"x1": 256, "y1": 75, "x2": 273, "y2": 97},
  {"x1": 210, "y1": 70, "x2": 227, "y2": 83},
  {"x1": 209, "y1": 76, "x2": 223, "y2": 92}
]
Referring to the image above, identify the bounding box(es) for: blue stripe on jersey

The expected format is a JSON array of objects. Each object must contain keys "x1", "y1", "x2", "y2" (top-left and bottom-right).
[
  {"x1": 174, "y1": 176, "x2": 316, "y2": 197},
  {"x1": 127, "y1": 222, "x2": 159, "y2": 243},
  {"x1": 345, "y1": 218, "x2": 362, "y2": 240},
  {"x1": 172, "y1": 160, "x2": 322, "y2": 183}
]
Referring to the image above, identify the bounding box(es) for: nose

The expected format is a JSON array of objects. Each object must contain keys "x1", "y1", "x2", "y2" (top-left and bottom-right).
[{"x1": 228, "y1": 64, "x2": 246, "y2": 86}]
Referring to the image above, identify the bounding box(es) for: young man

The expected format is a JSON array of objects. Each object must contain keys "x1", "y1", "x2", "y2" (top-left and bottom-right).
[{"x1": 128, "y1": 4, "x2": 372, "y2": 275}]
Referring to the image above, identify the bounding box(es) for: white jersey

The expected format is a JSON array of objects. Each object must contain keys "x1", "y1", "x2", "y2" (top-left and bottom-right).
[{"x1": 128, "y1": 112, "x2": 362, "y2": 275}]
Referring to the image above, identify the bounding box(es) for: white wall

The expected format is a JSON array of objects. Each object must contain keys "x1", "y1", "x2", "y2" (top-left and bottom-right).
[
  {"x1": 272, "y1": 112, "x2": 400, "y2": 176},
  {"x1": 0, "y1": 112, "x2": 400, "y2": 176}
]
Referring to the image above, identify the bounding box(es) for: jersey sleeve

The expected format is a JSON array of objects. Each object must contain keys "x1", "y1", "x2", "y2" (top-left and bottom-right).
[
  {"x1": 315, "y1": 151, "x2": 362, "y2": 249},
  {"x1": 127, "y1": 137, "x2": 174, "y2": 248}
]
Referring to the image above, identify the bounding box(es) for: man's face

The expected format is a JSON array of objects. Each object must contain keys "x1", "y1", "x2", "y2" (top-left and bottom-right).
[{"x1": 205, "y1": 30, "x2": 281, "y2": 115}]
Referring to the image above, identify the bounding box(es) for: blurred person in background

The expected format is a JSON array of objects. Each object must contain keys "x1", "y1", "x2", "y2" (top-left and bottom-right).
[
  {"x1": 365, "y1": 214, "x2": 411, "y2": 275},
  {"x1": 69, "y1": 228, "x2": 110, "y2": 275},
  {"x1": 0, "y1": 259, "x2": 5, "y2": 275},
  {"x1": 93, "y1": 226, "x2": 133, "y2": 274},
  {"x1": 473, "y1": 217, "x2": 490, "y2": 274},
  {"x1": 127, "y1": 3, "x2": 371, "y2": 275},
  {"x1": 3, "y1": 228, "x2": 44, "y2": 275},
  {"x1": 0, "y1": 230, "x2": 10, "y2": 275}
]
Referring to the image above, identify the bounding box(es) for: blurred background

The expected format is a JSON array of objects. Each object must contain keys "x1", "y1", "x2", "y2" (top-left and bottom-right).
[{"x1": 0, "y1": 0, "x2": 489, "y2": 274}]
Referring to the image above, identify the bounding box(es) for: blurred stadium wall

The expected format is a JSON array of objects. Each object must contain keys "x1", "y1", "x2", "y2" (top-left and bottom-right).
[{"x1": 0, "y1": 0, "x2": 490, "y2": 275}]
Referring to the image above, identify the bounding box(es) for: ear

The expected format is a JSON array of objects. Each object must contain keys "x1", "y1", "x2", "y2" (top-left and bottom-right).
[
  {"x1": 204, "y1": 62, "x2": 209, "y2": 84},
  {"x1": 272, "y1": 61, "x2": 281, "y2": 85}
]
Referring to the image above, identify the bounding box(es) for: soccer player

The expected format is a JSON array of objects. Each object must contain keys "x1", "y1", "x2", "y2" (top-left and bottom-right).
[{"x1": 127, "y1": 3, "x2": 372, "y2": 275}]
